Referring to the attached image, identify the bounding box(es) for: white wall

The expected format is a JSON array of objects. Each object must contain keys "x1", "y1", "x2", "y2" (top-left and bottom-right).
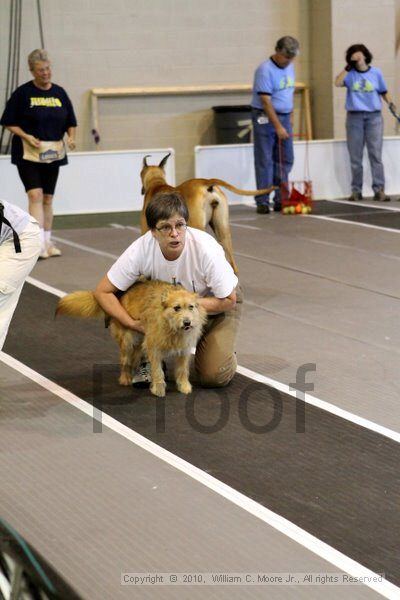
[
  {"x1": 195, "y1": 138, "x2": 400, "y2": 202},
  {"x1": 2, "y1": 139, "x2": 400, "y2": 215},
  {"x1": 0, "y1": 0, "x2": 309, "y2": 181},
  {"x1": 0, "y1": 149, "x2": 175, "y2": 214}
]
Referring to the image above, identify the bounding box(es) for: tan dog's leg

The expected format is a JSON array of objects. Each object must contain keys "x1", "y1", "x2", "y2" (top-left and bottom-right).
[
  {"x1": 147, "y1": 348, "x2": 166, "y2": 397},
  {"x1": 140, "y1": 201, "x2": 149, "y2": 234},
  {"x1": 210, "y1": 195, "x2": 238, "y2": 274},
  {"x1": 174, "y1": 353, "x2": 192, "y2": 394},
  {"x1": 185, "y1": 190, "x2": 208, "y2": 230},
  {"x1": 116, "y1": 330, "x2": 141, "y2": 386}
]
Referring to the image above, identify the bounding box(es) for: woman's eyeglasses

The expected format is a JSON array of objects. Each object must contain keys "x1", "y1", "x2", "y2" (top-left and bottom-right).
[{"x1": 155, "y1": 222, "x2": 187, "y2": 235}]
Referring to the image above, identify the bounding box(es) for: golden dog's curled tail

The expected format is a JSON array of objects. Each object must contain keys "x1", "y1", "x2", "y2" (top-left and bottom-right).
[{"x1": 56, "y1": 291, "x2": 105, "y2": 319}]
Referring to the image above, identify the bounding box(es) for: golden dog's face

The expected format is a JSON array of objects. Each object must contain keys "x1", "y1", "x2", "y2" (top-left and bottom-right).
[{"x1": 161, "y1": 289, "x2": 206, "y2": 333}]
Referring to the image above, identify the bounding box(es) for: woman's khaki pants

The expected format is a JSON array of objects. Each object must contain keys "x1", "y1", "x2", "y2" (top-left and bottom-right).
[{"x1": 195, "y1": 286, "x2": 243, "y2": 387}]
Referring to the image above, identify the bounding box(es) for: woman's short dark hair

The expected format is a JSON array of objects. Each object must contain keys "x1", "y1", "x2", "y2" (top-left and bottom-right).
[
  {"x1": 145, "y1": 191, "x2": 189, "y2": 229},
  {"x1": 346, "y1": 44, "x2": 373, "y2": 65}
]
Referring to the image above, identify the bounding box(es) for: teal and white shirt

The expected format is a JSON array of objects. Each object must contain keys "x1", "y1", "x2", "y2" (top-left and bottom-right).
[{"x1": 343, "y1": 66, "x2": 387, "y2": 112}]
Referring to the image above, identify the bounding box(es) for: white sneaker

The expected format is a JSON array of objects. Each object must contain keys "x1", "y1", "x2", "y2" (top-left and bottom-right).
[
  {"x1": 39, "y1": 246, "x2": 49, "y2": 259},
  {"x1": 46, "y1": 242, "x2": 62, "y2": 257}
]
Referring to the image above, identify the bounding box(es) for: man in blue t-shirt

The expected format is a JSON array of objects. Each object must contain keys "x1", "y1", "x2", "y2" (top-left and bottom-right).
[{"x1": 251, "y1": 36, "x2": 300, "y2": 213}]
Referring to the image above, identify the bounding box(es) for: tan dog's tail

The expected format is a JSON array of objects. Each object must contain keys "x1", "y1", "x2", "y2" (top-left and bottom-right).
[
  {"x1": 205, "y1": 179, "x2": 276, "y2": 196},
  {"x1": 56, "y1": 291, "x2": 105, "y2": 319}
]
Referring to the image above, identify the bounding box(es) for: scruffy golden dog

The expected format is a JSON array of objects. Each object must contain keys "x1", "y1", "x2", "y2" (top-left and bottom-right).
[
  {"x1": 56, "y1": 280, "x2": 207, "y2": 397},
  {"x1": 140, "y1": 154, "x2": 276, "y2": 275}
]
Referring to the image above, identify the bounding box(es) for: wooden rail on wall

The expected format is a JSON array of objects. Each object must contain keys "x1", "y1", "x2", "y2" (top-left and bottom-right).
[{"x1": 90, "y1": 82, "x2": 312, "y2": 144}]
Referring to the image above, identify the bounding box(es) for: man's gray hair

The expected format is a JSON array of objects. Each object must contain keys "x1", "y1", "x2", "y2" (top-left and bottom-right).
[
  {"x1": 28, "y1": 49, "x2": 50, "y2": 70},
  {"x1": 275, "y1": 36, "x2": 300, "y2": 57}
]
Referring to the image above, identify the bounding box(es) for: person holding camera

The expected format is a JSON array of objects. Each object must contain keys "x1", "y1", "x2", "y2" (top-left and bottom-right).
[{"x1": 335, "y1": 44, "x2": 395, "y2": 202}]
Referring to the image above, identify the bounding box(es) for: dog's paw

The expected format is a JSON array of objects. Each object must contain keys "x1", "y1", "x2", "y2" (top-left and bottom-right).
[
  {"x1": 119, "y1": 373, "x2": 132, "y2": 386},
  {"x1": 177, "y1": 380, "x2": 192, "y2": 395},
  {"x1": 150, "y1": 382, "x2": 166, "y2": 397}
]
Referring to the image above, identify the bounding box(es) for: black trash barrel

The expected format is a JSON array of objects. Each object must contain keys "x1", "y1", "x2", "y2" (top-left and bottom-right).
[{"x1": 212, "y1": 105, "x2": 252, "y2": 144}]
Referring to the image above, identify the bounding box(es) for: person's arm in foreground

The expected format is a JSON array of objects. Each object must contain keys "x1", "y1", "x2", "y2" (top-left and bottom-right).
[
  {"x1": 198, "y1": 290, "x2": 237, "y2": 314},
  {"x1": 94, "y1": 275, "x2": 144, "y2": 333}
]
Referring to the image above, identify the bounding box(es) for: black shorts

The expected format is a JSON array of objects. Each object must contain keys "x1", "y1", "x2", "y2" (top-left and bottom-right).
[{"x1": 17, "y1": 161, "x2": 60, "y2": 195}]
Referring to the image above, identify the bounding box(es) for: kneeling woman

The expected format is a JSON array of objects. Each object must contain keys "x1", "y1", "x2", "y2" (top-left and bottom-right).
[{"x1": 94, "y1": 191, "x2": 242, "y2": 388}]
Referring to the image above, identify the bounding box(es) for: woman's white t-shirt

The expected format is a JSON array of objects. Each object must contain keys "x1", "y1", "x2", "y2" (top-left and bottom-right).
[{"x1": 107, "y1": 227, "x2": 238, "y2": 298}]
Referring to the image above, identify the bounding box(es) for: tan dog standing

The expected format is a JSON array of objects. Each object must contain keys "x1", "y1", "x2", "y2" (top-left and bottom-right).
[
  {"x1": 140, "y1": 154, "x2": 276, "y2": 274},
  {"x1": 56, "y1": 279, "x2": 207, "y2": 397}
]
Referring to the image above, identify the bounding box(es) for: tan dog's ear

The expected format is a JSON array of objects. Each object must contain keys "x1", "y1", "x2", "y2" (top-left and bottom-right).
[
  {"x1": 158, "y1": 153, "x2": 171, "y2": 170},
  {"x1": 142, "y1": 154, "x2": 151, "y2": 168}
]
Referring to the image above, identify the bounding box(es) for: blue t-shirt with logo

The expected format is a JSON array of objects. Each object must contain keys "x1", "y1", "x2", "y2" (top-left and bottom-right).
[
  {"x1": 251, "y1": 57, "x2": 295, "y2": 113},
  {"x1": 343, "y1": 66, "x2": 387, "y2": 112}
]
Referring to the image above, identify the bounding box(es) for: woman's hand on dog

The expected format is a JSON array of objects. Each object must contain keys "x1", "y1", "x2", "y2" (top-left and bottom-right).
[
  {"x1": 130, "y1": 319, "x2": 145, "y2": 334},
  {"x1": 94, "y1": 276, "x2": 146, "y2": 333},
  {"x1": 198, "y1": 290, "x2": 237, "y2": 314}
]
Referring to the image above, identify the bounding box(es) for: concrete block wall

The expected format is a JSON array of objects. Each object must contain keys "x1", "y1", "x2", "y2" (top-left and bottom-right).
[
  {"x1": 309, "y1": 0, "x2": 334, "y2": 139},
  {"x1": 1, "y1": 0, "x2": 399, "y2": 182},
  {"x1": 0, "y1": 0, "x2": 309, "y2": 182}
]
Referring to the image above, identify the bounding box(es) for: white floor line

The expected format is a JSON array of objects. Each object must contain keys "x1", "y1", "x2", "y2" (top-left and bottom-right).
[
  {"x1": 230, "y1": 216, "x2": 258, "y2": 222},
  {"x1": 231, "y1": 218, "x2": 400, "y2": 259},
  {"x1": 295, "y1": 235, "x2": 400, "y2": 261},
  {"x1": 109, "y1": 223, "x2": 141, "y2": 233},
  {"x1": 26, "y1": 276, "x2": 66, "y2": 298},
  {"x1": 308, "y1": 214, "x2": 400, "y2": 234},
  {"x1": 51, "y1": 236, "x2": 119, "y2": 259},
  {"x1": 243, "y1": 298, "x2": 400, "y2": 355},
  {"x1": 230, "y1": 223, "x2": 261, "y2": 231},
  {"x1": 1, "y1": 350, "x2": 398, "y2": 600},
  {"x1": 325, "y1": 198, "x2": 400, "y2": 212},
  {"x1": 236, "y1": 365, "x2": 400, "y2": 443},
  {"x1": 327, "y1": 210, "x2": 392, "y2": 218}
]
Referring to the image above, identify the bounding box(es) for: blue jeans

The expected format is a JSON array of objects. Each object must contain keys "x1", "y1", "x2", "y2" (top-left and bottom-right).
[
  {"x1": 252, "y1": 110, "x2": 294, "y2": 206},
  {"x1": 346, "y1": 111, "x2": 384, "y2": 194}
]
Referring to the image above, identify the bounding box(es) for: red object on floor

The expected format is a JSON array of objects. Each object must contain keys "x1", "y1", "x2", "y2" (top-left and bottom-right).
[
  {"x1": 281, "y1": 180, "x2": 313, "y2": 211},
  {"x1": 278, "y1": 136, "x2": 313, "y2": 213}
]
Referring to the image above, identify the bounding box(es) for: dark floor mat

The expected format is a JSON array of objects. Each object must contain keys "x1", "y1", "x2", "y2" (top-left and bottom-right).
[
  {"x1": 5, "y1": 283, "x2": 400, "y2": 586},
  {"x1": 312, "y1": 200, "x2": 389, "y2": 216},
  {"x1": 335, "y1": 210, "x2": 400, "y2": 229}
]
